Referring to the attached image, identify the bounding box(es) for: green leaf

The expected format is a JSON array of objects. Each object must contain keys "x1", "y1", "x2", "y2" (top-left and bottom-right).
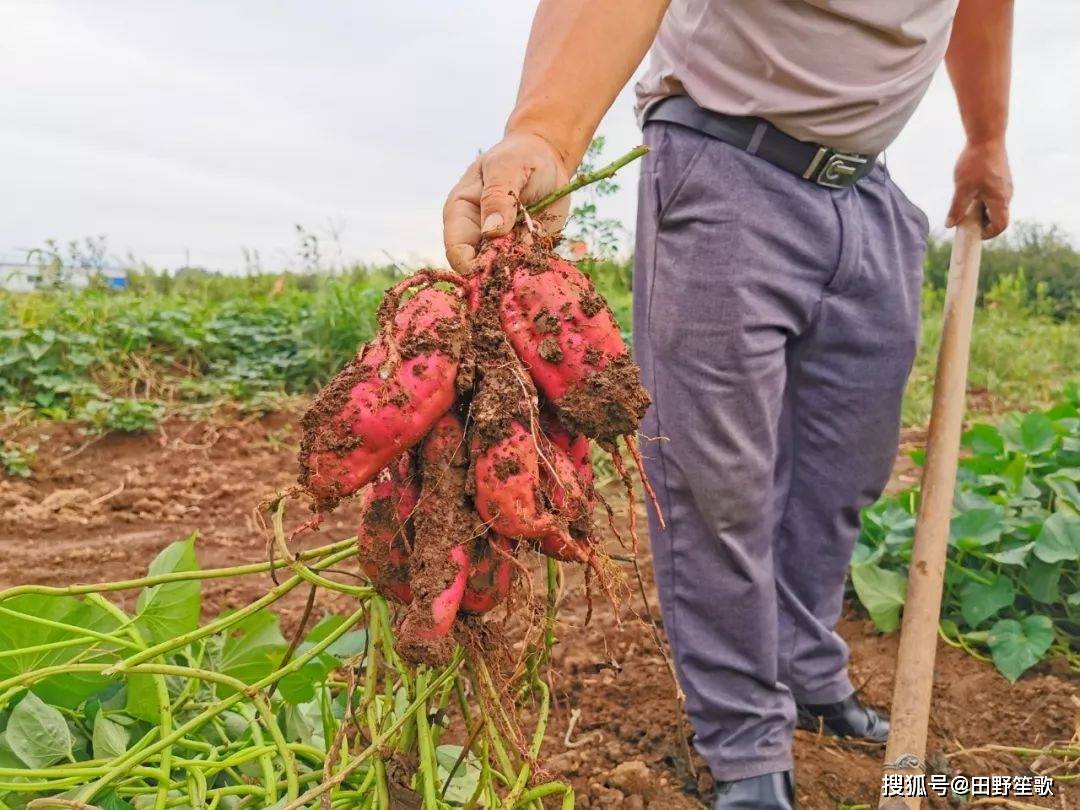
[
  {"x1": 96, "y1": 791, "x2": 136, "y2": 810},
  {"x1": 959, "y1": 575, "x2": 1015, "y2": 628},
  {"x1": 1001, "y1": 412, "x2": 1057, "y2": 456},
  {"x1": 949, "y1": 507, "x2": 1004, "y2": 548},
  {"x1": 125, "y1": 673, "x2": 162, "y2": 723},
  {"x1": 0, "y1": 733, "x2": 25, "y2": 769},
  {"x1": 135, "y1": 535, "x2": 201, "y2": 646},
  {"x1": 850, "y1": 562, "x2": 907, "y2": 633},
  {"x1": 304, "y1": 615, "x2": 367, "y2": 659},
  {"x1": 283, "y1": 701, "x2": 325, "y2": 750},
  {"x1": 0, "y1": 595, "x2": 123, "y2": 709},
  {"x1": 1045, "y1": 471, "x2": 1080, "y2": 512},
  {"x1": 214, "y1": 611, "x2": 287, "y2": 695},
  {"x1": 1021, "y1": 559, "x2": 1062, "y2": 604},
  {"x1": 1033, "y1": 512, "x2": 1080, "y2": 564},
  {"x1": 963, "y1": 423, "x2": 1004, "y2": 456},
  {"x1": 987, "y1": 542, "x2": 1035, "y2": 566},
  {"x1": 987, "y1": 615, "x2": 1054, "y2": 682},
  {"x1": 1000, "y1": 454, "x2": 1027, "y2": 492},
  {"x1": 6, "y1": 692, "x2": 72, "y2": 768},
  {"x1": 435, "y1": 744, "x2": 482, "y2": 805},
  {"x1": 277, "y1": 616, "x2": 366, "y2": 705},
  {"x1": 92, "y1": 715, "x2": 129, "y2": 760}
]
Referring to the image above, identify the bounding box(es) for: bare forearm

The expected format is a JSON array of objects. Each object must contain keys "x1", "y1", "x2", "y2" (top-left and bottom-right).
[
  {"x1": 944, "y1": 0, "x2": 1014, "y2": 236},
  {"x1": 506, "y1": 0, "x2": 670, "y2": 169},
  {"x1": 945, "y1": 0, "x2": 1013, "y2": 145}
]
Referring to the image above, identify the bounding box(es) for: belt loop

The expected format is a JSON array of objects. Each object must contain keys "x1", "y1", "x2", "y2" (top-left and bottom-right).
[{"x1": 746, "y1": 122, "x2": 768, "y2": 156}]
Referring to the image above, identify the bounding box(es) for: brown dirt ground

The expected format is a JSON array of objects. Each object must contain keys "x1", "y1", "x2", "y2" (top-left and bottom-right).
[{"x1": 1, "y1": 413, "x2": 1075, "y2": 809}]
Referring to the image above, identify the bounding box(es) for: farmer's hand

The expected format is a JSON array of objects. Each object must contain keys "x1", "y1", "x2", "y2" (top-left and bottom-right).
[
  {"x1": 443, "y1": 132, "x2": 572, "y2": 273},
  {"x1": 946, "y1": 137, "x2": 1013, "y2": 239}
]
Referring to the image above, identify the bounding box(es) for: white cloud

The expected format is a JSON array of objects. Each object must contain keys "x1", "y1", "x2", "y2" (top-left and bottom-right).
[{"x1": 1, "y1": 1, "x2": 1076, "y2": 271}]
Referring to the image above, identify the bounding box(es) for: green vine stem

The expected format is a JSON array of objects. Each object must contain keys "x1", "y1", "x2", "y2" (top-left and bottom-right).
[
  {"x1": 106, "y1": 546, "x2": 359, "y2": 674},
  {"x1": 76, "y1": 603, "x2": 368, "y2": 803},
  {"x1": 522, "y1": 145, "x2": 649, "y2": 220},
  {"x1": 279, "y1": 648, "x2": 465, "y2": 810},
  {"x1": 0, "y1": 537, "x2": 357, "y2": 602}
]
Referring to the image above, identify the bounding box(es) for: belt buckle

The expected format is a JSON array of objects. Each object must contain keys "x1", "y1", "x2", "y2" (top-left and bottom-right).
[{"x1": 810, "y1": 148, "x2": 867, "y2": 189}]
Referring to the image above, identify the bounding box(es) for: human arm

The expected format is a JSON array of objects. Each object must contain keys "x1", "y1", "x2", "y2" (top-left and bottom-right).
[
  {"x1": 443, "y1": 0, "x2": 670, "y2": 271},
  {"x1": 944, "y1": 0, "x2": 1014, "y2": 238}
]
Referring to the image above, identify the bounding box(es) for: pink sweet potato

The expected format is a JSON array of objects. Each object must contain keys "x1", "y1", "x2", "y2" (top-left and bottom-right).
[
  {"x1": 475, "y1": 238, "x2": 649, "y2": 440},
  {"x1": 460, "y1": 535, "x2": 515, "y2": 614},
  {"x1": 541, "y1": 414, "x2": 594, "y2": 530},
  {"x1": 472, "y1": 420, "x2": 592, "y2": 563},
  {"x1": 356, "y1": 452, "x2": 418, "y2": 604},
  {"x1": 299, "y1": 287, "x2": 466, "y2": 510},
  {"x1": 397, "y1": 414, "x2": 475, "y2": 664}
]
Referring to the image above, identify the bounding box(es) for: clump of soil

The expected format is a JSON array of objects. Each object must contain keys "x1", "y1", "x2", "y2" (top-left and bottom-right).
[
  {"x1": 396, "y1": 418, "x2": 478, "y2": 667},
  {"x1": 557, "y1": 354, "x2": 651, "y2": 440}
]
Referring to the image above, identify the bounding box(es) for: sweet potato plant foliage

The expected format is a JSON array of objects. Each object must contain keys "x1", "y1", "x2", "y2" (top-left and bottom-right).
[{"x1": 853, "y1": 386, "x2": 1080, "y2": 681}]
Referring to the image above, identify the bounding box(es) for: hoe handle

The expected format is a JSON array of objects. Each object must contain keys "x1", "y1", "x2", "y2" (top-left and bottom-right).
[{"x1": 881, "y1": 207, "x2": 984, "y2": 809}]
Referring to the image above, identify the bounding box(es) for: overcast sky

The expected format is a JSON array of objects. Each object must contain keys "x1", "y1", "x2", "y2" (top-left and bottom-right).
[{"x1": 2, "y1": 2, "x2": 1078, "y2": 271}]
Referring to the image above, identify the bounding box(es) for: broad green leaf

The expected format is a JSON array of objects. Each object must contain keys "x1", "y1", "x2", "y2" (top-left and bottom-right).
[
  {"x1": 949, "y1": 507, "x2": 1004, "y2": 548},
  {"x1": 304, "y1": 615, "x2": 367, "y2": 659},
  {"x1": 214, "y1": 611, "x2": 287, "y2": 695},
  {"x1": 6, "y1": 692, "x2": 72, "y2": 768},
  {"x1": 435, "y1": 744, "x2": 482, "y2": 805},
  {"x1": 0, "y1": 733, "x2": 25, "y2": 769},
  {"x1": 963, "y1": 423, "x2": 1004, "y2": 456},
  {"x1": 850, "y1": 562, "x2": 907, "y2": 633},
  {"x1": 1000, "y1": 454, "x2": 1027, "y2": 492},
  {"x1": 283, "y1": 700, "x2": 325, "y2": 750},
  {"x1": 959, "y1": 575, "x2": 1015, "y2": 628},
  {"x1": 1021, "y1": 559, "x2": 1062, "y2": 604},
  {"x1": 1046, "y1": 471, "x2": 1080, "y2": 512},
  {"x1": 125, "y1": 674, "x2": 162, "y2": 724},
  {"x1": 1000, "y1": 412, "x2": 1057, "y2": 456},
  {"x1": 277, "y1": 616, "x2": 366, "y2": 704},
  {"x1": 135, "y1": 536, "x2": 201, "y2": 645},
  {"x1": 277, "y1": 656, "x2": 335, "y2": 705},
  {"x1": 987, "y1": 542, "x2": 1034, "y2": 566},
  {"x1": 92, "y1": 715, "x2": 129, "y2": 760},
  {"x1": 0, "y1": 594, "x2": 123, "y2": 709},
  {"x1": 1033, "y1": 512, "x2": 1080, "y2": 564},
  {"x1": 987, "y1": 615, "x2": 1054, "y2": 682},
  {"x1": 96, "y1": 791, "x2": 136, "y2": 810},
  {"x1": 850, "y1": 543, "x2": 877, "y2": 566}
]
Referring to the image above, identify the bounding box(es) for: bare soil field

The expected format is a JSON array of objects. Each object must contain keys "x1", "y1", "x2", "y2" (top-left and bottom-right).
[{"x1": 1, "y1": 412, "x2": 1075, "y2": 809}]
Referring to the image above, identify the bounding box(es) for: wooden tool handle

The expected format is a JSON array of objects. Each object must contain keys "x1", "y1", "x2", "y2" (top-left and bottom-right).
[{"x1": 881, "y1": 207, "x2": 984, "y2": 810}]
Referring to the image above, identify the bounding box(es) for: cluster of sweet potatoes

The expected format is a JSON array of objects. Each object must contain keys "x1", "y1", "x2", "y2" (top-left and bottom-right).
[{"x1": 297, "y1": 234, "x2": 652, "y2": 664}]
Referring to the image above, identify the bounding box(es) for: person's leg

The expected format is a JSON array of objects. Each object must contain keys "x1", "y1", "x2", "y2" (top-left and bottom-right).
[
  {"x1": 773, "y1": 167, "x2": 929, "y2": 705},
  {"x1": 633, "y1": 122, "x2": 843, "y2": 781}
]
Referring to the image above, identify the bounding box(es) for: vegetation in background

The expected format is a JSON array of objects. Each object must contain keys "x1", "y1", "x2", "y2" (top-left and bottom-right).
[
  {"x1": 2, "y1": 252, "x2": 1073, "y2": 430},
  {"x1": 902, "y1": 270, "x2": 1080, "y2": 424},
  {"x1": 854, "y1": 387, "x2": 1079, "y2": 681},
  {"x1": 924, "y1": 222, "x2": 1079, "y2": 321}
]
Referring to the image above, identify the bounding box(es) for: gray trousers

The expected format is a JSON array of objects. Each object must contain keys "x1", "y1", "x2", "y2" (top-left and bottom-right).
[{"x1": 633, "y1": 122, "x2": 929, "y2": 781}]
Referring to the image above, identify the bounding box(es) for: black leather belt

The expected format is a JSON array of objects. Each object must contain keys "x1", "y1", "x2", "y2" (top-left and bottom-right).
[{"x1": 644, "y1": 95, "x2": 878, "y2": 189}]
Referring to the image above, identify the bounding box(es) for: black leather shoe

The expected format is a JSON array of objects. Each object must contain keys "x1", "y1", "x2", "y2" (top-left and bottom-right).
[
  {"x1": 796, "y1": 692, "x2": 890, "y2": 743},
  {"x1": 713, "y1": 770, "x2": 795, "y2": 809}
]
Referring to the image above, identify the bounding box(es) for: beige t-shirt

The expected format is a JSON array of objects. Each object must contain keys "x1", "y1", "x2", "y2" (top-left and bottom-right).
[{"x1": 635, "y1": 0, "x2": 959, "y2": 153}]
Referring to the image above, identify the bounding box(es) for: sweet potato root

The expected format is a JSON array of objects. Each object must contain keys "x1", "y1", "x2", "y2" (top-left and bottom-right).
[
  {"x1": 299, "y1": 224, "x2": 657, "y2": 646},
  {"x1": 495, "y1": 244, "x2": 650, "y2": 440},
  {"x1": 356, "y1": 452, "x2": 417, "y2": 604},
  {"x1": 460, "y1": 535, "x2": 516, "y2": 615},
  {"x1": 542, "y1": 413, "x2": 594, "y2": 532},
  {"x1": 397, "y1": 414, "x2": 476, "y2": 665},
  {"x1": 298, "y1": 286, "x2": 466, "y2": 511}
]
